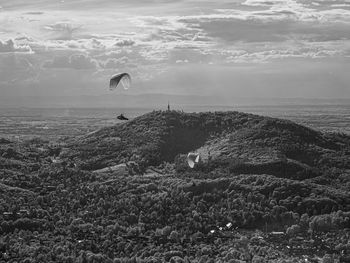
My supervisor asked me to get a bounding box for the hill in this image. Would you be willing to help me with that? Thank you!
[64,110,349,186]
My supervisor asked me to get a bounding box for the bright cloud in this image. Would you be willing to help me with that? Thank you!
[0,39,33,53]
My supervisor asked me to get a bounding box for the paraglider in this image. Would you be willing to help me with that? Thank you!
[109,73,131,91]
[117,113,129,121]
[187,152,200,168]
[109,73,132,121]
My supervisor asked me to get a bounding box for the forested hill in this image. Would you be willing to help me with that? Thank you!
[65,110,349,184]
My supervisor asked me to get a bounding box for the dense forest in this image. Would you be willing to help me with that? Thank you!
[0,110,349,262]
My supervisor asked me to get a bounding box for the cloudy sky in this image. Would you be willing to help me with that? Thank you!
[1,0,350,106]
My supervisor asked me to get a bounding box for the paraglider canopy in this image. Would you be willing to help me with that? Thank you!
[117,114,129,121]
[187,152,200,168]
[110,73,131,91]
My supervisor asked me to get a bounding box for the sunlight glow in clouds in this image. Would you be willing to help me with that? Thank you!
[0,0,350,102]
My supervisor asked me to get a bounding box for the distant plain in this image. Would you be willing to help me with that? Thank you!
[1,104,349,140]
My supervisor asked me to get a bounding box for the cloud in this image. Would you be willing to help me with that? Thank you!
[193,18,289,43]
[44,22,82,40]
[228,0,350,23]
[101,56,129,68]
[242,0,300,8]
[168,47,212,64]
[0,39,33,53]
[45,22,81,32]
[188,16,350,44]
[15,35,36,42]
[175,59,189,63]
[43,54,97,69]
[24,11,44,15]
[114,39,135,47]
[224,47,342,63]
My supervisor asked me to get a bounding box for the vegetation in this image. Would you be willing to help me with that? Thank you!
[0,110,349,262]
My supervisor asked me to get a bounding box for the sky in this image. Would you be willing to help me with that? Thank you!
[0,0,350,106]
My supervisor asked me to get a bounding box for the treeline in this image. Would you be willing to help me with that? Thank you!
[1,165,350,262]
